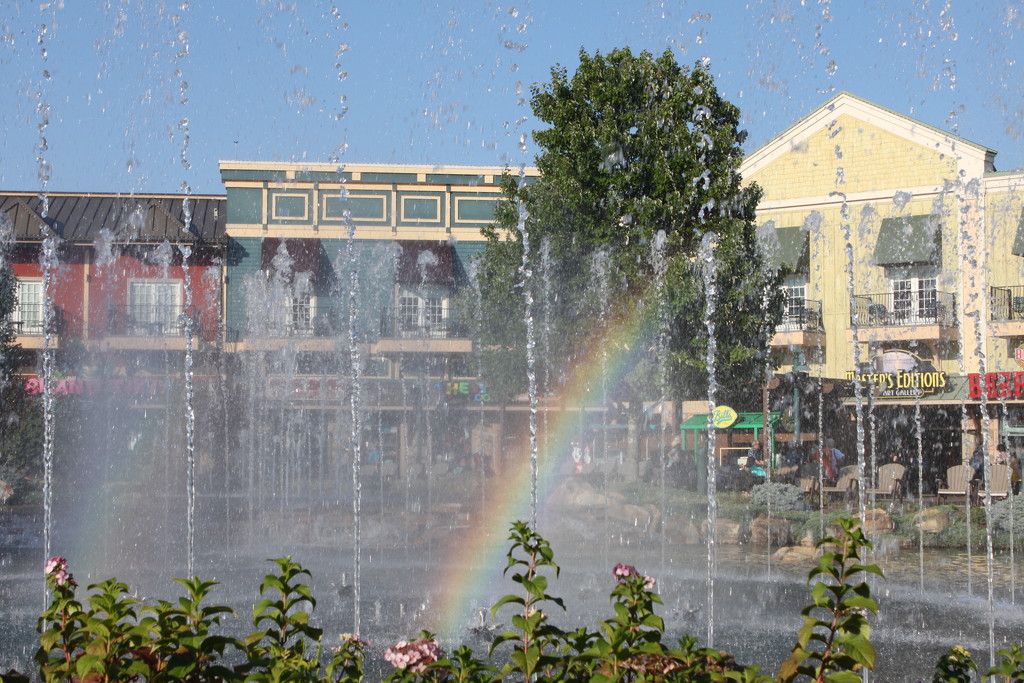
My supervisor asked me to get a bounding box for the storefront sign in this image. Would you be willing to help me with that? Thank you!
[711,405,738,428]
[266,376,349,401]
[1015,346,1024,370]
[845,349,947,399]
[968,372,1024,399]
[23,375,167,398]
[444,381,490,403]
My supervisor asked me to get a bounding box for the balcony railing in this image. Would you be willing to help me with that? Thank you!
[775,298,823,333]
[395,318,454,340]
[990,285,1024,321]
[227,308,467,342]
[11,302,44,335]
[852,291,956,327]
[11,304,83,337]
[98,304,189,337]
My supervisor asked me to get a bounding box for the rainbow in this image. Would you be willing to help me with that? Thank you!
[434,300,654,641]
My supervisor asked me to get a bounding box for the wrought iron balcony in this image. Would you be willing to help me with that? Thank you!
[990,285,1024,321]
[775,298,823,333]
[91,304,218,341]
[11,304,82,337]
[100,304,187,336]
[381,314,459,340]
[852,291,956,327]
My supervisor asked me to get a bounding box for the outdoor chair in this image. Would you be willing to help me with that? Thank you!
[980,464,1012,501]
[867,463,906,503]
[773,464,799,484]
[821,465,860,504]
[799,476,819,502]
[936,465,973,504]
[867,303,888,325]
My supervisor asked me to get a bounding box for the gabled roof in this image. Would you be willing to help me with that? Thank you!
[741,92,996,180]
[0,192,226,243]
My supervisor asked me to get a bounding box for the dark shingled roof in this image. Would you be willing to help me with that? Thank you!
[0,192,226,243]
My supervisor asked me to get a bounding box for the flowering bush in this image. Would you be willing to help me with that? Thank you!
[9,519,1024,681]
[383,638,442,673]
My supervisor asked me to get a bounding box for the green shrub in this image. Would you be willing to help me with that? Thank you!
[8,518,1021,682]
[988,496,1024,536]
[748,481,806,512]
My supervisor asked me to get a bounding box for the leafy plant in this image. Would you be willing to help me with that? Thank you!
[581,564,771,682]
[931,646,977,683]
[779,517,882,682]
[15,518,989,683]
[239,557,328,682]
[988,643,1024,682]
[138,577,238,682]
[35,557,88,682]
[490,520,570,680]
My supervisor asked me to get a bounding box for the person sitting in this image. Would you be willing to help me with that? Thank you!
[970,445,986,483]
[970,445,986,505]
[744,440,767,479]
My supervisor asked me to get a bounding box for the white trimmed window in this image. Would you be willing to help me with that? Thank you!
[14,279,43,334]
[283,291,316,336]
[782,284,806,327]
[397,286,450,338]
[889,269,938,324]
[129,280,183,335]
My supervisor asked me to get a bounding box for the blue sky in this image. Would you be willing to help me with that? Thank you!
[2,1,1022,195]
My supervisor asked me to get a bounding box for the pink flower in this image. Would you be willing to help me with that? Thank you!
[612,563,656,590]
[384,638,442,673]
[45,557,76,587]
[613,563,637,579]
[45,556,66,575]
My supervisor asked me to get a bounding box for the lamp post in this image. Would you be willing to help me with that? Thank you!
[792,348,811,448]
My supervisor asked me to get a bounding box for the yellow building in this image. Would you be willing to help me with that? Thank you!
[743,92,1024,478]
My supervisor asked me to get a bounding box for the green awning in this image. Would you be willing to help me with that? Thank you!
[874,214,941,265]
[679,411,780,431]
[775,226,810,272]
[1012,208,1024,257]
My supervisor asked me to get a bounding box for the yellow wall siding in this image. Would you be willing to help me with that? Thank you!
[749,115,959,202]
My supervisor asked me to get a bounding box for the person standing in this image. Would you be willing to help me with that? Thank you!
[825,438,845,476]
[1010,449,1022,496]
[810,441,836,481]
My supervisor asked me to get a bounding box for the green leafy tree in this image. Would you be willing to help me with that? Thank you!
[0,227,42,498]
[470,47,782,422]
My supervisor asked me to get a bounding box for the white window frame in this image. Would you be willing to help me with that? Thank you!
[282,291,317,336]
[129,279,183,336]
[777,276,810,331]
[888,267,938,325]
[397,286,450,338]
[14,279,44,335]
